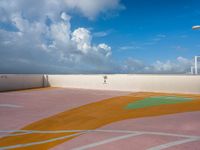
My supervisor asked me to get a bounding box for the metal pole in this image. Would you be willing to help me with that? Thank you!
[192,26,200,75]
[194,56,199,75]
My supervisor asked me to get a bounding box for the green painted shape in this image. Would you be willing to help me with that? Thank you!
[125,96,193,110]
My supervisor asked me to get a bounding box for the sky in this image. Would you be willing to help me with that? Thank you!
[0,0,200,74]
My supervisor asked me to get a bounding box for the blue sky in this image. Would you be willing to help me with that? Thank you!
[0,0,200,74]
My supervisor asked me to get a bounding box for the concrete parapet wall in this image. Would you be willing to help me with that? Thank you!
[0,74,200,94]
[48,74,200,94]
[0,74,47,92]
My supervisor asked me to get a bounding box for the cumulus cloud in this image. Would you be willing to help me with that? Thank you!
[0,0,194,74]
[50,21,71,44]
[150,57,192,73]
[122,58,145,73]
[122,57,193,74]
[60,12,71,21]
[97,43,112,57]
[0,0,124,21]
[0,0,121,73]
[64,0,124,20]
[72,28,92,54]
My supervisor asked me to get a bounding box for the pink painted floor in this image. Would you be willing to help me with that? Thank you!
[53,111,200,150]
[1,88,200,150]
[0,88,129,137]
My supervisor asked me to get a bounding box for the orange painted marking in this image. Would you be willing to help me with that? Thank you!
[0,92,200,149]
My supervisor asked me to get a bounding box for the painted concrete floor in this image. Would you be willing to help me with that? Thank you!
[0,88,200,150]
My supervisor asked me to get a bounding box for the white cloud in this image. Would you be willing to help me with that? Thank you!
[0,0,194,74]
[71,28,112,57]
[93,31,110,37]
[122,58,145,73]
[64,0,124,20]
[61,12,71,21]
[120,46,142,50]
[0,0,117,73]
[50,22,71,43]
[97,43,112,57]
[149,57,192,73]
[72,28,92,54]
[122,57,192,74]
[0,0,124,22]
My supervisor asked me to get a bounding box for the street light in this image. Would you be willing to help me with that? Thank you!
[192,25,200,30]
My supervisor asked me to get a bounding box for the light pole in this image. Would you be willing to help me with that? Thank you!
[192,25,200,75]
[194,56,200,75]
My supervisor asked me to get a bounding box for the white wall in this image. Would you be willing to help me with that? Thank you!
[49,74,200,94]
[1,74,200,94]
[0,74,46,92]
